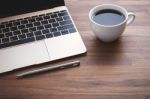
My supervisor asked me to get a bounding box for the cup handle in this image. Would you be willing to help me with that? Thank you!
[127,12,135,25]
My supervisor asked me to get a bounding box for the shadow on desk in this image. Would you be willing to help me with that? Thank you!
[86,36,132,66]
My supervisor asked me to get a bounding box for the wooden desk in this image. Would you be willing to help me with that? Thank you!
[0,0,150,99]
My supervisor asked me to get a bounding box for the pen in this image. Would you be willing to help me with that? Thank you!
[16,60,80,78]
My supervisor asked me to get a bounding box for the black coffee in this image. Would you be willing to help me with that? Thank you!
[93,9,125,25]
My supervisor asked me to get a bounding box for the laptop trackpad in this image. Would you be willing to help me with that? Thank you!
[0,41,50,73]
[45,33,86,61]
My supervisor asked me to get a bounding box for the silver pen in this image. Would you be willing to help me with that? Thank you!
[16,60,80,78]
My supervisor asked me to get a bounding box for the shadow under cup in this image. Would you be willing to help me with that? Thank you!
[89,4,135,42]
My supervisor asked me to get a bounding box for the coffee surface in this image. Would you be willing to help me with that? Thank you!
[93,9,125,26]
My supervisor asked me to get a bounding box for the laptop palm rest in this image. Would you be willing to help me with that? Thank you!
[0,41,50,73]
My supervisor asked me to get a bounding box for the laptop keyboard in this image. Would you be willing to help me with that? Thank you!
[0,10,77,49]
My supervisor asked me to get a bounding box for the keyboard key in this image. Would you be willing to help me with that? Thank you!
[43,16,50,20]
[18,34,26,39]
[28,18,36,23]
[53,31,61,37]
[21,37,35,44]
[56,17,63,21]
[63,16,70,20]
[5,32,13,37]
[34,31,42,36]
[59,20,72,26]
[36,17,43,21]
[11,26,18,31]
[58,11,68,16]
[51,14,58,18]
[2,28,10,33]
[62,11,68,16]
[66,24,74,29]
[34,22,41,26]
[44,24,52,29]
[41,20,48,25]
[36,35,45,40]
[61,30,69,35]
[52,22,59,27]
[18,25,26,30]
[48,19,56,23]
[21,29,29,34]
[57,25,68,30]
[29,27,36,32]
[26,23,33,28]
[10,36,18,41]
[58,13,64,17]
[2,38,9,43]
[26,32,34,37]
[69,28,76,33]
[58,24,74,31]
[42,29,50,34]
[46,33,53,38]
[21,20,28,24]
[13,30,21,35]
[14,21,20,26]
[0,34,4,38]
[50,28,57,32]
[37,26,44,30]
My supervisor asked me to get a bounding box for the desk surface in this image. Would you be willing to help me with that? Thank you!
[0,0,150,99]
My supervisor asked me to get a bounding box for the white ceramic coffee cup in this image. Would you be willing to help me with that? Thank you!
[89,4,135,42]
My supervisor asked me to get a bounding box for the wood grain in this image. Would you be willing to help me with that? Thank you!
[0,0,150,99]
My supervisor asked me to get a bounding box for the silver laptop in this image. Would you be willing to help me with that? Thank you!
[0,0,86,73]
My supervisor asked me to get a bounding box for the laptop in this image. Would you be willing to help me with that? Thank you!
[0,0,86,73]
